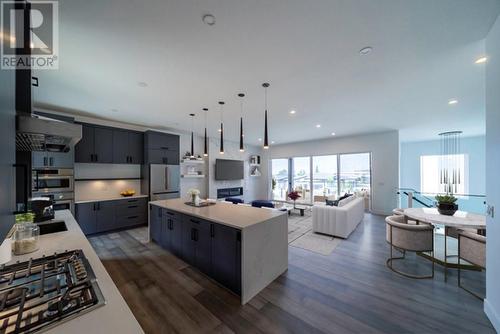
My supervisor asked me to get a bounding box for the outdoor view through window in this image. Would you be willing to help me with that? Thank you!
[272,153,371,203]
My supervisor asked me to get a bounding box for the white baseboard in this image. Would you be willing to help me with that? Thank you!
[485,298,500,332]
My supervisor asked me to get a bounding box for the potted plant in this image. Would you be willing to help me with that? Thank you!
[287,191,301,208]
[187,188,201,206]
[435,194,458,216]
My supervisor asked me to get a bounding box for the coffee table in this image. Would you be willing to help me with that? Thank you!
[288,205,307,216]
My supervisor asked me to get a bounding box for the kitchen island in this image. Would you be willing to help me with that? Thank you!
[6,210,144,334]
[149,199,288,304]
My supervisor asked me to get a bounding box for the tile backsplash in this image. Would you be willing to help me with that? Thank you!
[75,179,142,201]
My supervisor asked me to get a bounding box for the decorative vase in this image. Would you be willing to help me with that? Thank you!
[437,203,458,216]
[192,194,200,206]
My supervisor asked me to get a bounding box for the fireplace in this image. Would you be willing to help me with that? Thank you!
[217,187,243,199]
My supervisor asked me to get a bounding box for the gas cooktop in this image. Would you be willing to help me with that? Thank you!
[0,249,105,333]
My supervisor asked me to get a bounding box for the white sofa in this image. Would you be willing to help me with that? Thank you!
[312,196,365,238]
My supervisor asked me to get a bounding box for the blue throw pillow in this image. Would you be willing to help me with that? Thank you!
[325,199,339,207]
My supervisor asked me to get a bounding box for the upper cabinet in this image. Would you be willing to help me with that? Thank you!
[144,131,180,165]
[112,129,144,164]
[75,124,112,163]
[75,123,144,164]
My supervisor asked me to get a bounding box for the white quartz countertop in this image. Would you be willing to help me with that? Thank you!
[150,198,286,230]
[7,210,144,334]
[75,194,148,204]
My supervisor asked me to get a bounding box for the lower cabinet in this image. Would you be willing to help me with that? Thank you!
[149,205,241,295]
[76,198,148,235]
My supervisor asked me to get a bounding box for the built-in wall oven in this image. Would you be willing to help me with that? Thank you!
[32,168,75,213]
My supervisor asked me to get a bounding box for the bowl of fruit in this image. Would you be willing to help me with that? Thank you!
[120,189,136,197]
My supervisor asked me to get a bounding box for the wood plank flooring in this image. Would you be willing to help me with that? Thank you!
[88,213,494,334]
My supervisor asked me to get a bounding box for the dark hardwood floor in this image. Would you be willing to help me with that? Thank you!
[88,214,494,334]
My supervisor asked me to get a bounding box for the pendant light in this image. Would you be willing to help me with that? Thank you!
[262,83,270,149]
[439,131,462,194]
[238,93,245,152]
[189,113,195,158]
[219,101,225,154]
[203,108,208,157]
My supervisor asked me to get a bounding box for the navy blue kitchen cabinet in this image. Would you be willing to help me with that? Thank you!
[0,67,16,240]
[150,204,162,243]
[112,129,144,164]
[32,149,74,168]
[75,202,97,234]
[211,223,241,294]
[75,123,95,163]
[144,131,180,165]
[182,215,212,275]
[75,123,113,163]
[161,210,183,257]
[76,198,147,235]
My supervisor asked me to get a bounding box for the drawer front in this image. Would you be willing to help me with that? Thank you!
[116,213,147,228]
[164,209,180,221]
[116,199,147,217]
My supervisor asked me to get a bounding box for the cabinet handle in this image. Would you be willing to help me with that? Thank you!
[160,146,169,150]
[128,205,138,209]
[127,215,139,219]
[128,199,138,203]
[237,231,241,242]
[191,228,195,241]
[43,157,48,166]
[195,229,199,241]
[95,154,98,162]
[190,219,200,224]
[49,157,54,166]
[166,211,174,216]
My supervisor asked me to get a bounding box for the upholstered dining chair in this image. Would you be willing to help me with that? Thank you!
[385,215,435,279]
[458,230,486,299]
[391,208,420,225]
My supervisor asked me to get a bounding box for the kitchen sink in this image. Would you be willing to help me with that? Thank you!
[37,220,68,235]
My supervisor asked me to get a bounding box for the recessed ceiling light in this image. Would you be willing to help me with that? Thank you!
[137,82,148,87]
[475,56,488,64]
[258,138,262,141]
[289,110,296,114]
[448,99,458,105]
[359,46,373,55]
[202,14,216,26]
[316,124,321,128]
[331,132,336,136]
[218,128,222,132]
[271,141,275,144]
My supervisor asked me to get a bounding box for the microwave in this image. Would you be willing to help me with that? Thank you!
[32,168,74,193]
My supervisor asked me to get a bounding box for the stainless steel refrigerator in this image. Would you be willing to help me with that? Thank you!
[149,164,180,201]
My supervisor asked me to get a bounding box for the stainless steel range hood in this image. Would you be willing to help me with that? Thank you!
[16,114,82,152]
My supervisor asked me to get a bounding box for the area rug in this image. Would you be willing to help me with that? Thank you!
[287,210,342,256]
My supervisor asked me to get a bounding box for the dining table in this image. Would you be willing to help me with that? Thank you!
[403,207,486,280]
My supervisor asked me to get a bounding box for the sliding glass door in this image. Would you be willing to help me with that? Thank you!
[292,157,311,203]
[313,155,338,199]
[339,153,371,195]
[270,152,371,204]
[271,159,289,201]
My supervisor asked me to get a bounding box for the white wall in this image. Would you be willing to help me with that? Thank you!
[485,13,500,332]
[261,131,399,215]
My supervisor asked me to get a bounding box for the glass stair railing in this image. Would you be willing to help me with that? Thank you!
[397,188,486,215]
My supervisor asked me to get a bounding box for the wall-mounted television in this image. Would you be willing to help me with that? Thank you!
[215,159,244,180]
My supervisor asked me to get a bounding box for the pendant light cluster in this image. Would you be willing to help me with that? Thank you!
[439,131,463,194]
[191,82,271,157]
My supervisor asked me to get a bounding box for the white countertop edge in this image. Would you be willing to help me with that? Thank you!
[75,194,149,204]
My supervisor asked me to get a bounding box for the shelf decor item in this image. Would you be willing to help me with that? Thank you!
[238,93,245,152]
[435,194,458,216]
[189,113,195,158]
[439,131,463,194]
[187,188,201,206]
[262,83,270,149]
[287,191,301,208]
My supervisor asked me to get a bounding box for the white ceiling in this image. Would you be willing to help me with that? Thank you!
[33,0,500,144]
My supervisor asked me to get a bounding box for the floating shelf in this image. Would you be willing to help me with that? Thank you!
[181,159,205,164]
[181,174,205,178]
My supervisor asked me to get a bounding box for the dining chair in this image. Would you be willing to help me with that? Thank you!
[386,215,435,279]
[392,208,421,225]
[458,230,486,299]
